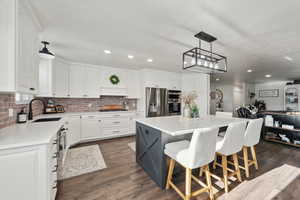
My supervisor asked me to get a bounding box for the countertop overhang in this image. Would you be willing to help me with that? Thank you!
[136,115,249,136]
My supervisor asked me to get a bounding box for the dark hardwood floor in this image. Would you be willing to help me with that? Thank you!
[57,136,300,200]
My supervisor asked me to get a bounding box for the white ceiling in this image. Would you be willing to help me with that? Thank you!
[29,0,300,84]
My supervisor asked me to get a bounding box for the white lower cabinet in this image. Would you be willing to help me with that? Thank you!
[80,112,138,142]
[65,115,81,147]
[81,115,103,140]
[0,134,58,200]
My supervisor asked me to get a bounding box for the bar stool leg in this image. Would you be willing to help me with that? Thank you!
[213,154,217,169]
[222,155,229,193]
[166,159,175,189]
[243,146,250,178]
[250,146,258,170]
[185,168,192,200]
[233,153,242,182]
[205,165,214,200]
[199,166,204,177]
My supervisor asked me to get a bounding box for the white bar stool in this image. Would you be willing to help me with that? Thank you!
[212,121,247,193]
[164,127,219,200]
[240,118,263,177]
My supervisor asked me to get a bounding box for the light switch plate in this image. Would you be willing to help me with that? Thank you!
[8,108,14,117]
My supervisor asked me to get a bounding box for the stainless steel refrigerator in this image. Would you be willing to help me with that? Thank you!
[146,87,168,117]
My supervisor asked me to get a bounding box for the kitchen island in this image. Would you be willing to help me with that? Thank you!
[135,115,248,189]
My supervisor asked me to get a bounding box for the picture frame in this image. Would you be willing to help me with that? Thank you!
[259,89,279,97]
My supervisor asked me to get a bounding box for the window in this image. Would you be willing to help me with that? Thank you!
[15,93,34,104]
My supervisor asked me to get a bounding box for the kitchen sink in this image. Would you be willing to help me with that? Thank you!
[32,117,62,123]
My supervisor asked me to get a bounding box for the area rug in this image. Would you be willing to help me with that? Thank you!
[58,145,107,180]
[128,142,136,152]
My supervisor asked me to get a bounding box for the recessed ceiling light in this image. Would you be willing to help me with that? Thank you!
[147,58,153,62]
[265,74,272,78]
[247,69,253,73]
[104,50,111,54]
[284,56,293,62]
[128,55,134,59]
[216,78,220,81]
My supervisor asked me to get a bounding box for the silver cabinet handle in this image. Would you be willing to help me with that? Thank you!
[98,120,101,122]
[52,139,58,145]
[113,115,121,117]
[52,152,58,159]
[52,181,58,189]
[52,165,58,173]
[113,121,120,124]
[113,131,120,133]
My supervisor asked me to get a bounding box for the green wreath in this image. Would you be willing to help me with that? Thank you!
[109,74,120,85]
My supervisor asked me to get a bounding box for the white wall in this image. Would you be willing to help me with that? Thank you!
[181,73,210,116]
[211,82,254,114]
[254,81,287,110]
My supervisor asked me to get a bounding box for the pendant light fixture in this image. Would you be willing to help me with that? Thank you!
[182,31,227,73]
[39,41,55,60]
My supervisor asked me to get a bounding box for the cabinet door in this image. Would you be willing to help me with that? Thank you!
[85,67,101,98]
[66,116,81,147]
[53,59,70,97]
[81,115,102,140]
[126,70,141,99]
[168,73,182,90]
[0,148,42,200]
[69,64,86,97]
[16,1,39,94]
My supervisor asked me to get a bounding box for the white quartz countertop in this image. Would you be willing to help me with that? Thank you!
[0,110,140,150]
[135,115,249,136]
[0,118,66,150]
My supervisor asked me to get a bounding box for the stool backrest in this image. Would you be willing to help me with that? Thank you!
[244,118,263,146]
[216,112,233,118]
[218,121,247,155]
[188,127,218,169]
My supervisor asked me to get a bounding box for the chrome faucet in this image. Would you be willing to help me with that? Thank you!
[28,98,45,120]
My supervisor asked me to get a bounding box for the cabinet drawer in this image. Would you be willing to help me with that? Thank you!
[102,128,129,137]
[101,112,135,119]
[101,118,129,128]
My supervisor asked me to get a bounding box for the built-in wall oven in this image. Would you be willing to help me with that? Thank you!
[168,90,181,115]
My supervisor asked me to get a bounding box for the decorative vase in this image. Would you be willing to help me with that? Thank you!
[183,105,191,118]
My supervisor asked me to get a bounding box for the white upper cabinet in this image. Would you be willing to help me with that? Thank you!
[168,73,182,90]
[126,70,141,99]
[0,0,41,94]
[69,64,102,98]
[38,58,70,97]
[69,64,86,98]
[85,66,102,98]
[142,69,181,90]
[53,59,70,97]
[16,0,40,94]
